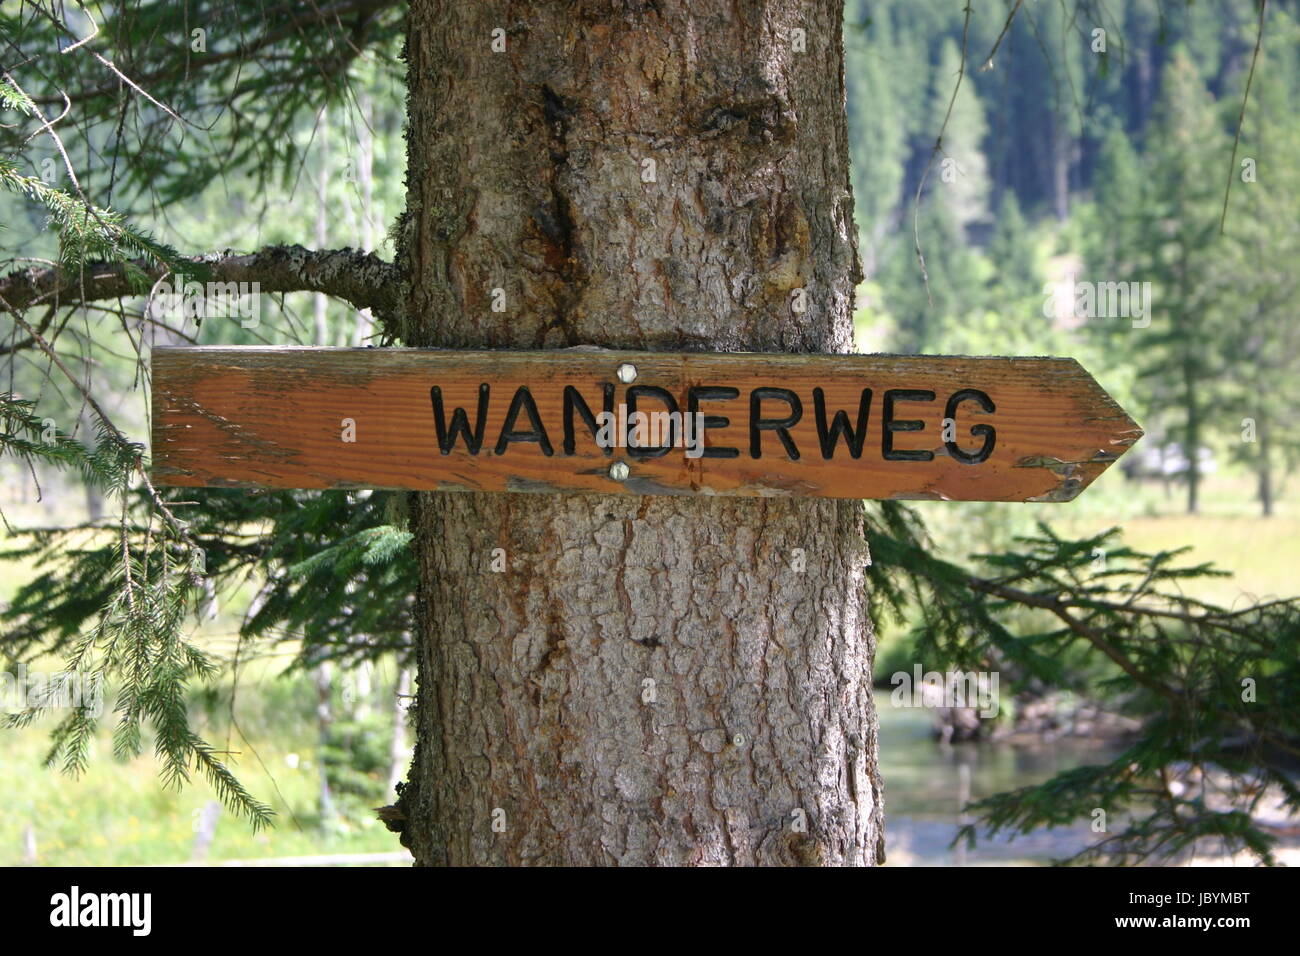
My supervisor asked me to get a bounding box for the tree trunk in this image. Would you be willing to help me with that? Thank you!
[1050,113,1070,222]
[1182,355,1200,515]
[1257,413,1273,518]
[397,0,882,866]
[314,662,337,824]
[387,666,413,795]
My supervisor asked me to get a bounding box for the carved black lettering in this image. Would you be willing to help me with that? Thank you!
[626,385,679,460]
[882,389,935,462]
[687,386,740,459]
[813,387,872,459]
[494,385,553,456]
[750,387,802,460]
[943,388,996,464]
[431,383,490,455]
[563,383,615,456]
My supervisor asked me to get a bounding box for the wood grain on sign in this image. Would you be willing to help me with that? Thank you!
[150,347,1142,501]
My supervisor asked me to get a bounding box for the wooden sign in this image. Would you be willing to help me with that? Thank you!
[150,347,1141,502]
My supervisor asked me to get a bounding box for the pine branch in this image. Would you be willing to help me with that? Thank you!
[866,502,1300,865]
[964,575,1183,705]
[21,0,404,109]
[0,244,404,325]
[1,0,405,204]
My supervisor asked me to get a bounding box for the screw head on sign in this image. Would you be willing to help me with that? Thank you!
[616,363,637,384]
[609,461,630,481]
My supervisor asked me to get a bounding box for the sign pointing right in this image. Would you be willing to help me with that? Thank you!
[151,347,1143,502]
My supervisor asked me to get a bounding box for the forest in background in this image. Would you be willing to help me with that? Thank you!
[847,0,1300,518]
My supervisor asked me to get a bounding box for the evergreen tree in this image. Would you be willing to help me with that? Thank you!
[926,38,991,232]
[844,1,907,274]
[877,195,985,354]
[986,192,1039,305]
[1216,14,1300,515]
[1084,49,1233,513]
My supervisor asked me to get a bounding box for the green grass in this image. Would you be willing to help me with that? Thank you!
[906,470,1297,601]
[0,652,406,866]
[0,723,395,868]
[1049,472,1300,606]
[0,717,401,866]
[1097,514,1300,606]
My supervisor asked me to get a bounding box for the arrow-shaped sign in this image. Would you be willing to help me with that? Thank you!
[150,347,1141,502]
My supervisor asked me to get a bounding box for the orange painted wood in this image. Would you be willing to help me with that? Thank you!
[150,346,1141,501]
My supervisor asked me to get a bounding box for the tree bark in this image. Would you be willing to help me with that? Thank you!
[397,0,882,866]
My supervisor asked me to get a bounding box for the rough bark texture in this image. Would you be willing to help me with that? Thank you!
[397,0,883,865]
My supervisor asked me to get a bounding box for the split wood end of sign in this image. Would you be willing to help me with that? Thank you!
[150,346,1143,503]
